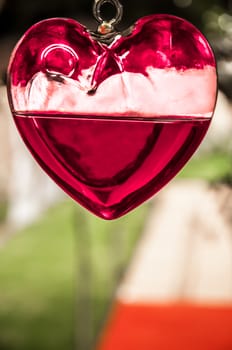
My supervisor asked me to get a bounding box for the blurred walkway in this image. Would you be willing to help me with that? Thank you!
[97,180,232,350]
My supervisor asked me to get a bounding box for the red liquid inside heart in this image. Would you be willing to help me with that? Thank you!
[13,113,210,219]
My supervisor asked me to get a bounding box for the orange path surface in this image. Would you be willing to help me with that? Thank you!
[97,302,232,350]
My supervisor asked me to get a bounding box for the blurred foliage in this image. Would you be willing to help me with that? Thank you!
[178,151,232,181]
[0,200,7,223]
[0,0,231,35]
[0,200,148,350]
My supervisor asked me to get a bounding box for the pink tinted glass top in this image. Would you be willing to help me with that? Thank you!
[8,15,217,117]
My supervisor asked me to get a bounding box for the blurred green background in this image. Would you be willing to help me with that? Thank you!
[0,0,232,350]
[0,200,148,350]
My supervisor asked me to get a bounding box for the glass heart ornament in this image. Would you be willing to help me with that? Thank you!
[7,0,217,220]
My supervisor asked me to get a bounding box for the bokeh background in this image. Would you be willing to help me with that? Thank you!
[0,0,232,350]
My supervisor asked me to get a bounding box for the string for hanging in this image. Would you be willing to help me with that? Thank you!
[93,0,123,34]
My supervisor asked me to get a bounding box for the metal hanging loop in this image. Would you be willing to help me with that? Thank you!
[93,0,123,34]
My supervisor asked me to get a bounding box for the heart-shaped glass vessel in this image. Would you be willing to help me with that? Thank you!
[7,11,217,219]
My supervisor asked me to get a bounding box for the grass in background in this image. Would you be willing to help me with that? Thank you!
[0,200,148,350]
[178,152,232,181]
[0,151,230,350]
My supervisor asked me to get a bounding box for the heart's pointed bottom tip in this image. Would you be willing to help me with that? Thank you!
[91,208,125,221]
[96,212,120,221]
